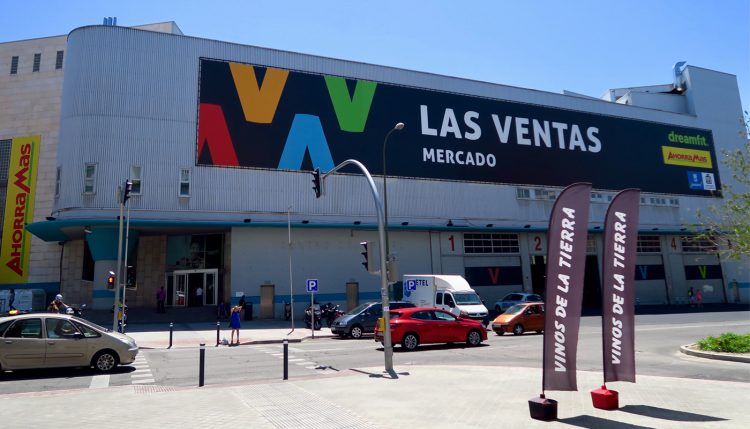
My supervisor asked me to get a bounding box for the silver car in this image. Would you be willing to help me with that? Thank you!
[0,313,138,373]
[493,293,543,313]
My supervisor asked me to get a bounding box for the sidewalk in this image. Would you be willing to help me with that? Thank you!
[2,312,748,427]
[125,320,333,349]
[1,364,747,428]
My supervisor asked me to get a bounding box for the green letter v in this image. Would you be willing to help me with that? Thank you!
[324,76,377,133]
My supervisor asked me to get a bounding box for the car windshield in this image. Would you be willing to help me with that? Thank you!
[453,292,483,305]
[72,317,110,333]
[349,303,373,315]
[504,304,526,315]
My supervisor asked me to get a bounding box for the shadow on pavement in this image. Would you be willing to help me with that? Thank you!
[350,368,410,379]
[558,415,652,429]
[619,405,728,422]
[0,365,134,381]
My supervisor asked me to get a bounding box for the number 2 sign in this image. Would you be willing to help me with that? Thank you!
[530,234,546,254]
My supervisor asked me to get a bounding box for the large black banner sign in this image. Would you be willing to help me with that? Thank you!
[542,183,591,392]
[197,58,721,197]
[601,189,640,383]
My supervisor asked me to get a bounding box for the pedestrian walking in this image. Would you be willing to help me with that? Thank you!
[217,301,229,319]
[695,288,703,309]
[230,304,242,345]
[688,286,695,307]
[238,294,246,319]
[156,286,166,313]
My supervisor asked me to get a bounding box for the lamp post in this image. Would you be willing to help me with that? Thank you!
[382,122,404,284]
[318,159,396,374]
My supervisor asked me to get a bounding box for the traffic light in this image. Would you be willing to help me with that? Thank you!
[311,168,321,198]
[122,180,133,204]
[106,271,116,289]
[360,241,374,273]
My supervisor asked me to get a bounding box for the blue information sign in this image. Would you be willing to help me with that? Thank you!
[306,279,319,293]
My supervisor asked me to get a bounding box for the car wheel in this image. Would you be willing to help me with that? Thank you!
[350,325,364,339]
[513,324,525,336]
[495,331,504,336]
[467,329,482,346]
[92,350,119,373]
[402,333,419,351]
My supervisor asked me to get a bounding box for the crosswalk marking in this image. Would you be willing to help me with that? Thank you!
[129,355,154,385]
[89,374,110,389]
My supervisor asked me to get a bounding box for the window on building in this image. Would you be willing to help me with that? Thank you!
[55,50,64,69]
[32,53,40,72]
[586,236,597,253]
[179,168,190,197]
[10,56,18,75]
[55,166,61,198]
[464,233,519,254]
[680,236,718,253]
[637,235,662,253]
[130,165,142,195]
[516,187,530,199]
[84,163,96,194]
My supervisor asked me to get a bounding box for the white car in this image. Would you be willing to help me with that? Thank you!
[493,293,543,313]
[0,313,138,373]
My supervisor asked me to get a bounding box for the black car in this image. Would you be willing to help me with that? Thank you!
[331,301,415,339]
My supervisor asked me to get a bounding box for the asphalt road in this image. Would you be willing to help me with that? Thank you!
[1,311,747,395]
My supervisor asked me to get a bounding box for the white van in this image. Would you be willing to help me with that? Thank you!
[402,275,488,322]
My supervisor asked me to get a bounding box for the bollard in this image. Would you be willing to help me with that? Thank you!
[216,320,220,347]
[199,343,205,387]
[283,338,289,380]
[168,322,173,349]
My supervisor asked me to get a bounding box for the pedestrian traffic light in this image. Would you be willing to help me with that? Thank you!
[360,241,374,273]
[106,271,116,289]
[311,168,321,198]
[122,180,133,204]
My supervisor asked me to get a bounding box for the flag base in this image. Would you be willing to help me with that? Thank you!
[590,385,619,410]
[529,395,558,421]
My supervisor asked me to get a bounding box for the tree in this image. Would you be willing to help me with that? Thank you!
[696,111,750,261]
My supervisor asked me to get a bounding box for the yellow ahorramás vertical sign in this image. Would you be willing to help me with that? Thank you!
[0,136,40,283]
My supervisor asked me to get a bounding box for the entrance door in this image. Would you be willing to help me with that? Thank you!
[346,282,359,311]
[260,284,274,319]
[172,269,219,307]
[530,256,546,296]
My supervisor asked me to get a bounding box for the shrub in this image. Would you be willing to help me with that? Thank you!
[696,332,750,353]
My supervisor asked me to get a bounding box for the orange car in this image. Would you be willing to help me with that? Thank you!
[491,302,544,335]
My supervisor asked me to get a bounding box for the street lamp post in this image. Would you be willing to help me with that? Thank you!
[318,159,396,374]
[382,122,404,284]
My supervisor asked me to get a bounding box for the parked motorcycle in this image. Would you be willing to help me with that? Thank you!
[304,304,322,330]
[321,302,344,328]
[65,303,87,318]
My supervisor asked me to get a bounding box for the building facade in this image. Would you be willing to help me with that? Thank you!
[2,23,747,316]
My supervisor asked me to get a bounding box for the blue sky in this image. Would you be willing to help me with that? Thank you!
[1,1,748,112]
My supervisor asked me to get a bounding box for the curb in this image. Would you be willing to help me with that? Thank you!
[680,344,750,363]
[136,334,335,349]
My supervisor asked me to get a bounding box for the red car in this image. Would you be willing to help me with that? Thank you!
[374,307,488,351]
